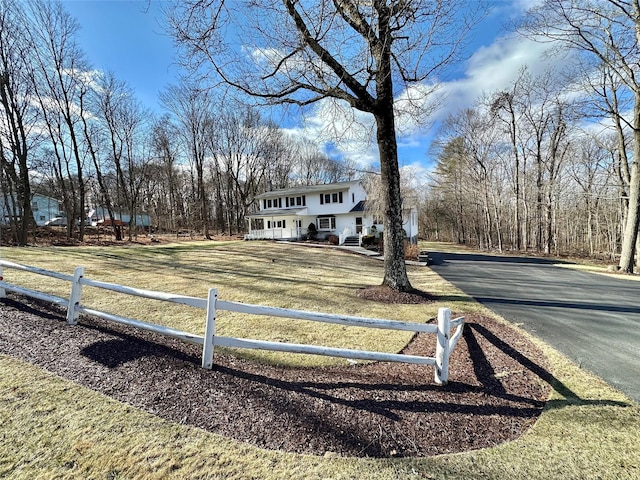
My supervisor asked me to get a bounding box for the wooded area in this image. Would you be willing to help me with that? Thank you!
[424,0,640,272]
[0,1,358,245]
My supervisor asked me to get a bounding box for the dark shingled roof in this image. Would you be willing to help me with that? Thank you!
[350,200,366,212]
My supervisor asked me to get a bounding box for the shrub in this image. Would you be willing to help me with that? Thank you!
[404,242,419,260]
[307,223,318,240]
[327,235,339,245]
[361,234,376,247]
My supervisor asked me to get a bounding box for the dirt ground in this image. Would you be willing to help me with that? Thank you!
[0,225,244,247]
[0,293,551,458]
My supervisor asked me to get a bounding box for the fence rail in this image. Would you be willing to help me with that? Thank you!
[0,259,464,384]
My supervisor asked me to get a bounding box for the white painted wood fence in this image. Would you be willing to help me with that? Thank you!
[0,260,464,384]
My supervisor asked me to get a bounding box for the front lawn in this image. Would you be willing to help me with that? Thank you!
[0,240,638,479]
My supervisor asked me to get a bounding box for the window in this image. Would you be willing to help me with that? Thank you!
[267,199,273,208]
[321,192,343,205]
[317,217,336,230]
[276,220,286,228]
[267,220,271,228]
[287,196,305,207]
[295,219,302,228]
[39,215,45,221]
[31,202,39,212]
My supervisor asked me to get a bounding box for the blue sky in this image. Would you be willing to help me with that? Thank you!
[63,1,179,108]
[62,1,554,177]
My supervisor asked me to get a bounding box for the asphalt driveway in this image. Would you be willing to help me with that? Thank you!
[429,251,640,403]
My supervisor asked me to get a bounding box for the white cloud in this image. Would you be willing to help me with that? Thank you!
[435,36,556,119]
[290,98,379,167]
[400,162,432,190]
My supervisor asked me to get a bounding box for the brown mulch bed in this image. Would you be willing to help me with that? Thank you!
[357,285,436,304]
[0,294,551,458]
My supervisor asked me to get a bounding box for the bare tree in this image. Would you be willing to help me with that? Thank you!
[209,107,291,234]
[568,134,615,256]
[26,0,90,240]
[520,0,640,271]
[80,71,122,239]
[149,115,185,231]
[516,72,573,254]
[290,137,356,186]
[490,68,528,251]
[161,82,216,239]
[167,0,483,291]
[0,0,41,245]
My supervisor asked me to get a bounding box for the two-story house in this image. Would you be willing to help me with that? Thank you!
[245,180,418,245]
[1,193,64,226]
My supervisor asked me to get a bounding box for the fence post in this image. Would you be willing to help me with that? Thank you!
[435,307,451,385]
[0,263,5,299]
[202,288,217,369]
[66,266,84,325]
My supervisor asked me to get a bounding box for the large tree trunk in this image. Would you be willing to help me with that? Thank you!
[375,105,412,292]
[619,98,640,273]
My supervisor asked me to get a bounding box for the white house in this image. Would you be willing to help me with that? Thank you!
[245,180,419,245]
[92,207,152,228]
[1,193,64,226]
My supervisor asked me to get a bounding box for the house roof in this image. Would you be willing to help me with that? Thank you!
[254,180,361,200]
[350,200,367,212]
[246,207,307,218]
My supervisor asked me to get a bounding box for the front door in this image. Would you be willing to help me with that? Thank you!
[356,217,362,234]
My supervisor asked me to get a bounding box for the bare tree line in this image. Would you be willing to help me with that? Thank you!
[425,0,640,272]
[426,66,630,265]
[0,0,356,246]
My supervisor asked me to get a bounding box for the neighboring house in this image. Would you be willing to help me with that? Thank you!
[92,207,152,228]
[0,193,64,226]
[245,180,418,245]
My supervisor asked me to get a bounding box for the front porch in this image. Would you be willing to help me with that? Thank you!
[244,227,305,241]
[244,225,376,246]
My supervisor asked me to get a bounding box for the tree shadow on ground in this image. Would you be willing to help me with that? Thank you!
[465,322,631,410]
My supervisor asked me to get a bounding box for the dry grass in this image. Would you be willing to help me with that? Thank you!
[0,240,639,479]
[0,241,451,367]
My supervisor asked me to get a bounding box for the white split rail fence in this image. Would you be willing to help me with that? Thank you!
[0,259,465,384]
